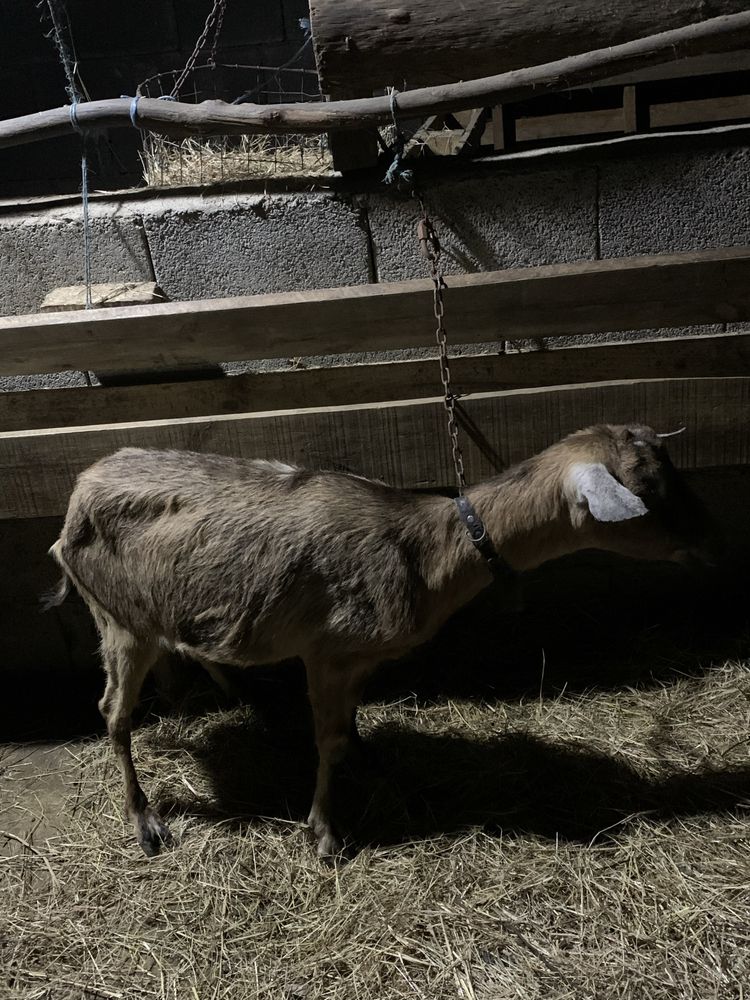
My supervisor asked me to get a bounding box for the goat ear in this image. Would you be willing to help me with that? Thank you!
[568,463,648,523]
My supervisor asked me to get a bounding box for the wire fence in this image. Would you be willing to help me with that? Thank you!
[138,63,333,186]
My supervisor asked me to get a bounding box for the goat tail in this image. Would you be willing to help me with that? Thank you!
[41,540,71,611]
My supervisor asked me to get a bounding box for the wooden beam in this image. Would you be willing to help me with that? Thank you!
[1,13,749,148]
[2,331,750,433]
[2,248,750,377]
[325,87,380,173]
[515,106,623,142]
[650,93,750,128]
[1,377,747,520]
[311,2,749,93]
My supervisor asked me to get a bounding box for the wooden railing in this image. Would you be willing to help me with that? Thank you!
[1,246,749,520]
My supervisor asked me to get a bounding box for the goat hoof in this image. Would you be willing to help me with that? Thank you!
[135,808,173,857]
[316,830,346,863]
[307,810,346,862]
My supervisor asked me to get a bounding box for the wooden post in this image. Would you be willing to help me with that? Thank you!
[491,105,515,152]
[325,87,379,173]
[623,84,650,133]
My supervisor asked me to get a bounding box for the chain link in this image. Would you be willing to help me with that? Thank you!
[170,0,227,98]
[416,196,467,493]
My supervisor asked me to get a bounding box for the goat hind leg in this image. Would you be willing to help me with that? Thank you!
[305,658,374,860]
[99,632,171,856]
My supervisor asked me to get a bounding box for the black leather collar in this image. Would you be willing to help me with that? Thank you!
[454,495,516,583]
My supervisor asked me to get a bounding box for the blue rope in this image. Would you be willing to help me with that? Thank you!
[80,150,92,309]
[68,100,81,133]
[129,94,140,129]
[121,92,177,129]
[384,88,415,191]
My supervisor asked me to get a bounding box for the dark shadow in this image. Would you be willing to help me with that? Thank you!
[4,545,749,741]
[150,711,750,850]
[367,554,750,703]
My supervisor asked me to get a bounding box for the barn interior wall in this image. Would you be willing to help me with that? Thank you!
[2,126,750,693]
[2,129,749,324]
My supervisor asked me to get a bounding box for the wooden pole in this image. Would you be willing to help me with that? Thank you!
[0,13,748,149]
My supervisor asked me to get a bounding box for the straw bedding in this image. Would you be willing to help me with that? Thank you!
[2,578,749,999]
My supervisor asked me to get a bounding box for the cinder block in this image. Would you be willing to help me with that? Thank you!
[537,324,724,351]
[0,203,153,317]
[141,193,372,300]
[0,372,90,392]
[599,146,750,257]
[366,166,598,283]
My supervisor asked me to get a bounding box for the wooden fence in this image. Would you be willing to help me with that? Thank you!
[1,245,749,521]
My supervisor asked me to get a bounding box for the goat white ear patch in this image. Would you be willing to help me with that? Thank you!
[569,463,648,523]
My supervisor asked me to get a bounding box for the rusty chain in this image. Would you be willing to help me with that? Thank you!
[416,196,467,494]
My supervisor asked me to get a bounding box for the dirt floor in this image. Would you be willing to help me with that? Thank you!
[2,557,750,999]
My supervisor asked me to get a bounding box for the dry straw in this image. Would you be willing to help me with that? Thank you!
[141,134,334,187]
[3,646,750,999]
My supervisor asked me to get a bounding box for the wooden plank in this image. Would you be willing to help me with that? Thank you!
[1,377,747,520]
[2,248,750,377]
[3,330,750,432]
[650,93,750,128]
[515,106,623,141]
[623,85,638,133]
[491,106,506,151]
[40,283,165,312]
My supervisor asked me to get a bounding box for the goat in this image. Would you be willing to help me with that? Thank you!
[48,424,713,859]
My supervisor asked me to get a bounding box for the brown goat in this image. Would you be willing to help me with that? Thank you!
[49,424,712,859]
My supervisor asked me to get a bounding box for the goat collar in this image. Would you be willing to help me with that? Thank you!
[454,495,516,583]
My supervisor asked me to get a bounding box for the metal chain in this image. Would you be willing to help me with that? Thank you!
[208,0,227,67]
[170,0,227,98]
[416,195,467,493]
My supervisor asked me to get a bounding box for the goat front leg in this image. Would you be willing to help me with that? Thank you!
[304,656,374,860]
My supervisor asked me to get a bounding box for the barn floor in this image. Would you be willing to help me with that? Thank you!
[3,559,750,1000]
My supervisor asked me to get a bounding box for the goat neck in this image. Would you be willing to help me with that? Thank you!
[466,458,577,573]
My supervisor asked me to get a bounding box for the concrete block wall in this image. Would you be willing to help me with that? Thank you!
[366,166,599,280]
[141,194,373,300]
[598,145,750,256]
[2,130,748,349]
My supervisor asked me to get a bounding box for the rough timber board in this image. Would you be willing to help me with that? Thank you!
[2,331,750,433]
[1,248,750,376]
[40,283,164,312]
[0,378,747,520]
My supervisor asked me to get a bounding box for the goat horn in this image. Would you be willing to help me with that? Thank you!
[656,427,686,438]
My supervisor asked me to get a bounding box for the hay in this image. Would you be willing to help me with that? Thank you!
[141,134,334,187]
[3,656,750,999]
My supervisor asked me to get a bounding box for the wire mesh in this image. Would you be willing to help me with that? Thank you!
[138,63,332,187]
